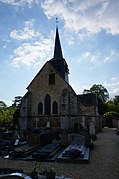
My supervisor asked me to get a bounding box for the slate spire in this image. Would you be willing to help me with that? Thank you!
[50,25,69,83]
[53,27,63,59]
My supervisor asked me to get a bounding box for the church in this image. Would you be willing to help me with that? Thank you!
[19,27,101,144]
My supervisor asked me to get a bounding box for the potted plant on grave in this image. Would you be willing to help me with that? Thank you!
[45,167,56,179]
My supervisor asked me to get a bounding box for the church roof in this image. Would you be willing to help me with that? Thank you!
[77,93,98,106]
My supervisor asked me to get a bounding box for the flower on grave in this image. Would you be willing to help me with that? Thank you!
[67,147,81,157]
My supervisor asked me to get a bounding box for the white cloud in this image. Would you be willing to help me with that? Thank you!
[104,81,119,88]
[2,38,11,49]
[11,33,53,67]
[103,79,119,98]
[0,0,33,7]
[111,89,119,94]
[110,77,118,82]
[104,50,117,63]
[10,19,40,41]
[77,51,97,63]
[41,0,119,38]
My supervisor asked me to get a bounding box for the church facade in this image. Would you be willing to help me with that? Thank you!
[19,27,101,142]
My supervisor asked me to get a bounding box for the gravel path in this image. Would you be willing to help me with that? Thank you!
[0,127,119,179]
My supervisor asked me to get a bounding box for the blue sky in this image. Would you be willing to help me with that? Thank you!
[0,0,119,106]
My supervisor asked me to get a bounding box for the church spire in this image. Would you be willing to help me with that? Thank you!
[50,23,69,83]
[53,27,63,59]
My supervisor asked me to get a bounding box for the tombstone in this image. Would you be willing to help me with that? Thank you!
[89,121,97,140]
[60,129,69,147]
[60,116,69,129]
[40,132,52,146]
[70,133,85,145]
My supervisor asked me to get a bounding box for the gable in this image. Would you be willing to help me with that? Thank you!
[27,62,69,93]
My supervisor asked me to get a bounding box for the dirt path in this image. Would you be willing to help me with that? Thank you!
[0,127,119,179]
[88,127,119,179]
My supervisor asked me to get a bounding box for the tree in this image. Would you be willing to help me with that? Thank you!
[103,111,119,119]
[12,96,22,107]
[83,84,109,103]
[114,96,119,113]
[0,101,7,108]
[0,100,19,125]
[106,99,115,112]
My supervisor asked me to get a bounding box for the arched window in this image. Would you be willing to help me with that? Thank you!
[53,101,58,114]
[45,94,51,115]
[38,102,43,114]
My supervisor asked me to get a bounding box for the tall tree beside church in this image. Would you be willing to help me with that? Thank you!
[83,84,109,115]
[83,84,109,103]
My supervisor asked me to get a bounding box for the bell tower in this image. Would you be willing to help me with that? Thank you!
[50,27,69,83]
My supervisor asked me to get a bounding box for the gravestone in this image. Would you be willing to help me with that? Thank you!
[70,133,85,145]
[89,122,95,136]
[60,129,69,147]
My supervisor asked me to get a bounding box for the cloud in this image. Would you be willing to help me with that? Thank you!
[103,78,119,98]
[77,51,97,63]
[111,89,119,95]
[104,81,119,88]
[0,0,33,7]
[11,33,53,67]
[41,0,119,38]
[103,50,118,63]
[10,19,40,41]
[77,49,118,65]
[2,38,11,49]
[110,77,118,82]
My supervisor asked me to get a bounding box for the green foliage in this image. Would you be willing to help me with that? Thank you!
[113,96,119,113]
[103,111,119,119]
[0,107,16,124]
[83,84,109,115]
[103,96,119,122]
[0,100,19,124]
[83,84,109,103]
[0,97,21,126]
[105,96,119,114]
[0,101,7,108]
[106,100,115,111]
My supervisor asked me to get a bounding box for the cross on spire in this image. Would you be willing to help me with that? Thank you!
[56,17,58,25]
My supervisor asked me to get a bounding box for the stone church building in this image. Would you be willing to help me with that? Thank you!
[19,27,101,143]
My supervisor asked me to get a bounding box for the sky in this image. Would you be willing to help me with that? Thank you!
[0,0,119,106]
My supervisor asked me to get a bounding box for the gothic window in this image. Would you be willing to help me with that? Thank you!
[38,102,43,114]
[49,74,55,85]
[45,94,51,115]
[53,101,58,114]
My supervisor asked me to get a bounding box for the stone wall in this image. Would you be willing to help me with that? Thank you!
[19,62,78,132]
[28,63,69,116]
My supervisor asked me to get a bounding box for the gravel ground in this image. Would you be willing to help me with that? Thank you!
[0,127,119,179]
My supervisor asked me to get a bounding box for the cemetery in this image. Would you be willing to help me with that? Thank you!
[0,126,92,178]
[0,124,92,164]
